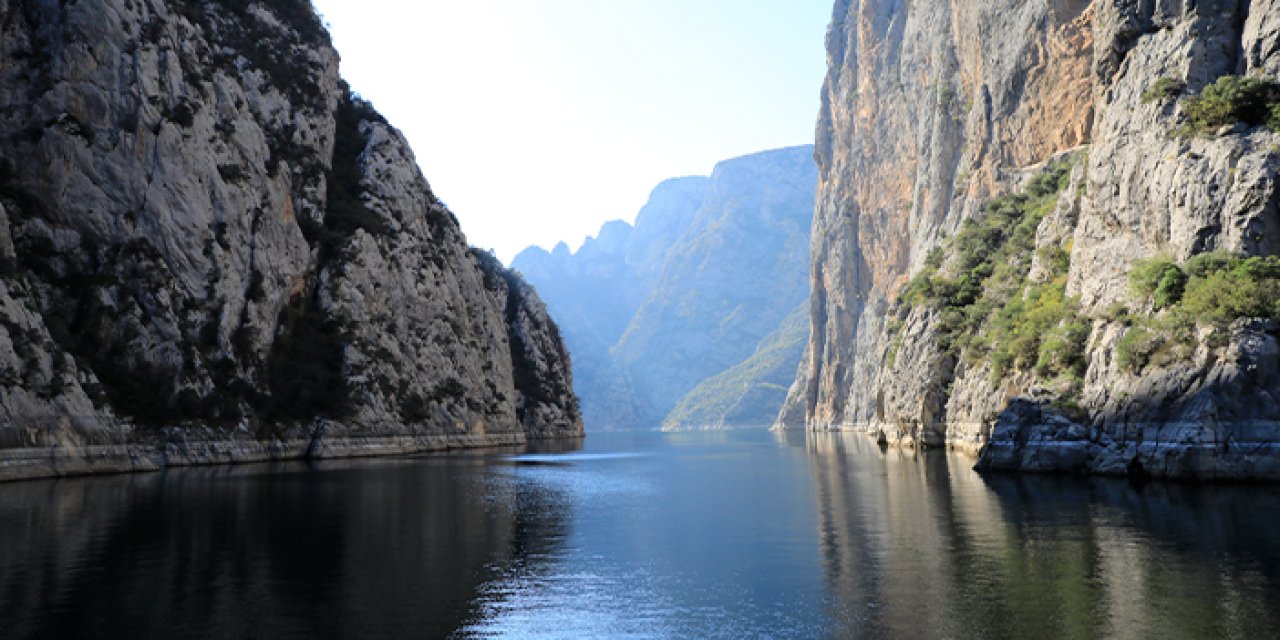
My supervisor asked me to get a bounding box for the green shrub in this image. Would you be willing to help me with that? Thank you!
[1119,252,1280,372]
[1025,161,1073,198]
[1180,256,1280,323]
[886,334,902,368]
[401,393,430,422]
[1153,268,1188,310]
[164,100,196,128]
[1129,256,1176,293]
[1035,319,1090,380]
[898,154,1084,382]
[326,93,387,229]
[1178,75,1280,136]
[1100,302,1131,324]
[902,267,946,306]
[428,378,467,402]
[1116,325,1160,372]
[1142,77,1185,104]
[1232,254,1280,280]
[904,158,1073,313]
[1128,256,1186,309]
[1183,250,1237,278]
[985,274,1080,381]
[923,245,945,269]
[1039,245,1071,275]
[181,0,331,108]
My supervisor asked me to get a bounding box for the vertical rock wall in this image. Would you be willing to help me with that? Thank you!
[782,0,1095,428]
[786,0,1280,479]
[0,0,581,479]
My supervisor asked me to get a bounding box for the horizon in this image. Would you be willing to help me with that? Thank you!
[309,0,830,263]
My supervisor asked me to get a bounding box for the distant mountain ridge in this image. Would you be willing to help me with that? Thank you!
[514,145,816,430]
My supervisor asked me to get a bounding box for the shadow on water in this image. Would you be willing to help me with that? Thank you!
[5,430,1280,639]
[0,449,579,640]
[522,436,587,455]
[805,431,1280,640]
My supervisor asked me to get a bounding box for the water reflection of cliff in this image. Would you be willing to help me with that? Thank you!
[805,431,1280,639]
[0,454,575,639]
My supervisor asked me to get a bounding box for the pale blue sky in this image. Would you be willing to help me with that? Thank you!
[310,1,831,263]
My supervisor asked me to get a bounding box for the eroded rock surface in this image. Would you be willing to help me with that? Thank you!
[785,0,1280,480]
[0,0,581,480]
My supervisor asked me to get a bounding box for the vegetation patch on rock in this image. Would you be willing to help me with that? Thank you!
[1117,251,1280,372]
[899,156,1085,388]
[1142,77,1185,104]
[1175,74,1280,136]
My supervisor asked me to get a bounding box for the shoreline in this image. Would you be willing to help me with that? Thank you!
[0,433,573,484]
[777,425,1280,483]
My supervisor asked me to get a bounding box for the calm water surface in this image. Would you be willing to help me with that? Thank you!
[3,430,1280,639]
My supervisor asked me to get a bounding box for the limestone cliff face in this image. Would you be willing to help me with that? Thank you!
[785,0,1280,480]
[0,0,581,477]
[782,0,1095,428]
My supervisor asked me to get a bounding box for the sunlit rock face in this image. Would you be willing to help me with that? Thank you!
[0,0,581,478]
[514,146,817,430]
[786,0,1280,480]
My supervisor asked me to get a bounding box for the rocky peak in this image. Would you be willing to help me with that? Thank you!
[515,145,816,430]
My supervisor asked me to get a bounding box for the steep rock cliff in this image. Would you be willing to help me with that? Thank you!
[785,0,1280,480]
[515,146,816,430]
[0,0,581,480]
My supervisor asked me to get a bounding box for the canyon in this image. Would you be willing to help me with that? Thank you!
[513,146,816,431]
